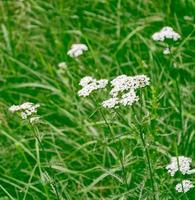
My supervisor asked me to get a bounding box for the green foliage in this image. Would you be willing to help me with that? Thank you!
[0,0,194,199]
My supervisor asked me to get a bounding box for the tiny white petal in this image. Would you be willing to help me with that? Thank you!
[58,62,67,69]
[163,47,171,55]
[184,16,193,21]
[21,112,27,119]
[187,169,195,175]
[30,117,40,124]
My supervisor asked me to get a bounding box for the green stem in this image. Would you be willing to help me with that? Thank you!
[30,123,61,200]
[174,63,189,199]
[138,94,156,200]
[117,110,156,199]
[115,106,156,199]
[175,77,184,150]
[99,109,129,190]
[138,123,156,200]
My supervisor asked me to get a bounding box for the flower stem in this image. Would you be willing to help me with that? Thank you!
[30,123,60,200]
[115,105,156,199]
[138,123,156,200]
[99,109,129,190]
[137,93,156,200]
[175,77,184,150]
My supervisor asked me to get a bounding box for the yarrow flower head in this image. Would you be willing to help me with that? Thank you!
[166,156,195,193]
[78,76,108,97]
[102,97,119,109]
[79,76,94,87]
[110,74,150,97]
[133,75,150,88]
[166,156,192,176]
[184,16,193,21]
[152,26,181,42]
[119,90,139,106]
[58,62,67,69]
[102,74,150,109]
[9,102,40,120]
[163,47,171,55]
[29,116,40,124]
[78,74,150,109]
[67,44,88,58]
[187,169,195,175]
[175,180,194,193]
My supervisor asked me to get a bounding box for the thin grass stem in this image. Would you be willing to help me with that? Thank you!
[30,123,61,200]
[99,108,129,191]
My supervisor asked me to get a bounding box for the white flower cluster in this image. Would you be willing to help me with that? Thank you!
[78,76,108,97]
[102,90,139,109]
[102,74,150,109]
[175,180,194,193]
[163,47,170,55]
[166,156,192,176]
[152,26,181,41]
[9,102,40,120]
[166,156,195,193]
[29,116,40,124]
[102,97,119,109]
[120,90,139,106]
[78,74,150,108]
[184,16,193,21]
[67,44,88,58]
[58,62,67,69]
[188,169,195,174]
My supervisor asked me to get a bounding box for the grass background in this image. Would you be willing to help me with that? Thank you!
[0,0,195,199]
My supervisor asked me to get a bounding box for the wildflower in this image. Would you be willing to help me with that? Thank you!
[175,180,194,193]
[133,75,150,89]
[163,47,171,55]
[30,116,40,124]
[78,76,108,97]
[102,97,119,109]
[67,44,88,57]
[9,102,40,120]
[96,79,109,89]
[152,26,181,41]
[166,156,192,176]
[120,90,139,106]
[102,74,150,109]
[184,16,193,21]
[9,105,21,113]
[187,169,195,175]
[79,76,94,87]
[78,84,96,97]
[110,74,150,97]
[58,62,67,69]
[110,75,133,97]
[79,74,150,108]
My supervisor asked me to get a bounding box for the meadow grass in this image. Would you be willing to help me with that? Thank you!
[0,0,195,199]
